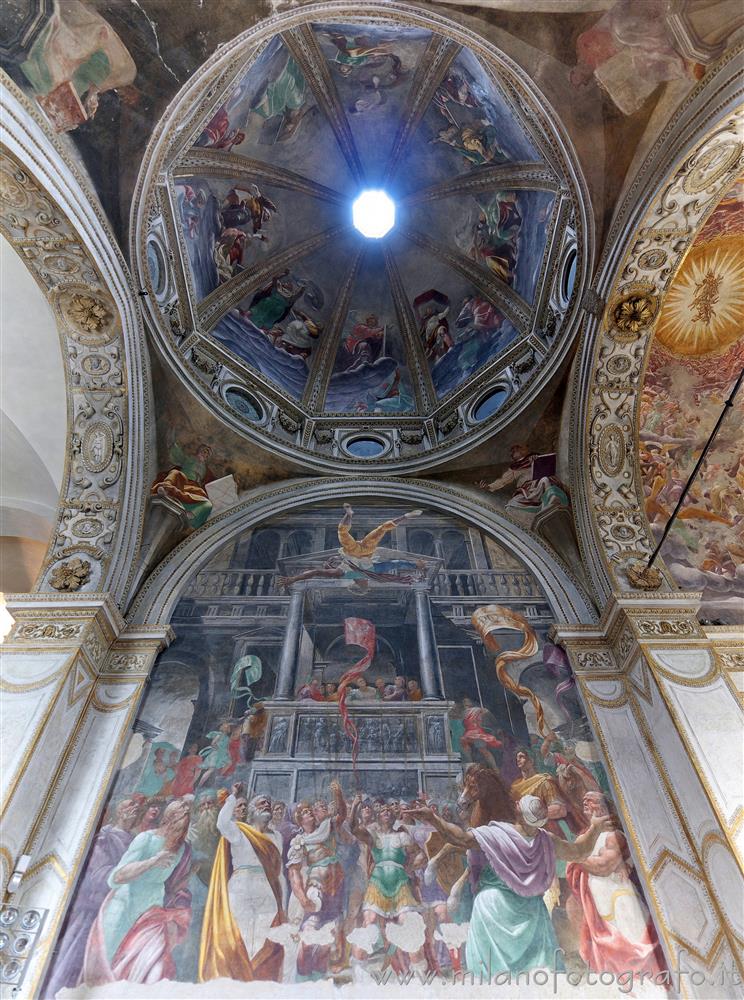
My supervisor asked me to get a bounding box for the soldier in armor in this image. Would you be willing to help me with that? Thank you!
[349,799,428,976]
[286,782,347,978]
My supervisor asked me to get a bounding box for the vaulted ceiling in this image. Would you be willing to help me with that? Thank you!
[137,13,586,470]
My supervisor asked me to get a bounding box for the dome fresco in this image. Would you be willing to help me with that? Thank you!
[137,12,587,472]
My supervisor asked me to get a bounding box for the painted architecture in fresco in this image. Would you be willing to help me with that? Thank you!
[639,176,744,623]
[45,503,665,993]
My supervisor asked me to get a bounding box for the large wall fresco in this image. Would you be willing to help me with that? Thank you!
[639,176,744,623]
[44,502,665,995]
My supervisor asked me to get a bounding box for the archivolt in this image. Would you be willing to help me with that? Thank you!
[127,476,596,627]
[0,78,152,605]
[569,51,744,602]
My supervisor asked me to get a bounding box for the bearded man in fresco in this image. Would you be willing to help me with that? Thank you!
[199,784,286,983]
[83,797,193,985]
[477,444,569,515]
[47,798,142,994]
[151,439,215,529]
[566,792,667,977]
[286,783,347,977]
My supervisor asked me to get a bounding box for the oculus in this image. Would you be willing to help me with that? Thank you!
[352,189,395,239]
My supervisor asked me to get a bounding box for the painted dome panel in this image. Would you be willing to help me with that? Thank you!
[135,6,589,472]
[404,187,556,307]
[312,22,434,182]
[210,235,358,401]
[175,174,348,303]
[394,50,540,198]
[196,36,355,194]
[391,235,519,399]
[325,248,415,414]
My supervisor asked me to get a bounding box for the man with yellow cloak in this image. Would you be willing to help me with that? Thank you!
[199,784,286,982]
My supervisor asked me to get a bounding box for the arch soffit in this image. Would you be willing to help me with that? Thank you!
[569,51,744,602]
[128,477,596,628]
[0,78,151,605]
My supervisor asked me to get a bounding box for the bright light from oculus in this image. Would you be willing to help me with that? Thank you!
[352,189,395,239]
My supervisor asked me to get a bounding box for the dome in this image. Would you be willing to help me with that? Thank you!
[135,5,589,472]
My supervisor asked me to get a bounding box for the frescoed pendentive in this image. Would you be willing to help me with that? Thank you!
[44,502,666,995]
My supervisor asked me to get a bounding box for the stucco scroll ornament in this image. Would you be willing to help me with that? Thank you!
[636,620,695,637]
[575,650,615,672]
[49,558,92,592]
[105,653,149,674]
[719,653,744,669]
[14,622,84,640]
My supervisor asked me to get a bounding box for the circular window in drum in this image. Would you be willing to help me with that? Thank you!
[146,240,167,297]
[225,387,263,422]
[561,248,577,304]
[345,437,387,458]
[473,387,509,422]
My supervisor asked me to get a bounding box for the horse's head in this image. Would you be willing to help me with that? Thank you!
[457,764,488,810]
[458,764,517,826]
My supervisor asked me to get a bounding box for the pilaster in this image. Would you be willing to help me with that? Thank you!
[0,594,173,996]
[555,593,744,997]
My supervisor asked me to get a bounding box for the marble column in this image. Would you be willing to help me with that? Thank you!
[414,585,443,701]
[275,585,305,700]
[0,592,173,997]
[555,593,744,998]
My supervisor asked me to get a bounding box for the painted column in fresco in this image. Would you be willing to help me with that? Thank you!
[556,594,744,996]
[0,594,173,996]
[275,584,305,700]
[414,584,443,700]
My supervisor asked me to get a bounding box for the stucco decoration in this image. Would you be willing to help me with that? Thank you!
[132,1,592,474]
[0,80,151,603]
[569,50,744,604]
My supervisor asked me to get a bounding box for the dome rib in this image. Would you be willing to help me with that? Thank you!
[402,161,561,205]
[383,246,437,412]
[400,226,533,335]
[281,24,366,185]
[383,34,460,184]
[301,247,362,413]
[197,223,350,332]
[175,149,348,204]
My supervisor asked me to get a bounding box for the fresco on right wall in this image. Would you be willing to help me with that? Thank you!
[639,175,744,623]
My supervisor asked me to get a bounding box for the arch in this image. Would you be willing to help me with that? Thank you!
[0,79,151,605]
[569,53,744,602]
[128,477,596,627]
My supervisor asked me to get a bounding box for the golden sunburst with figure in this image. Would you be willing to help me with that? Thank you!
[655,234,744,357]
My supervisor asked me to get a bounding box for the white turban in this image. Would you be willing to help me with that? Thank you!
[518,794,548,828]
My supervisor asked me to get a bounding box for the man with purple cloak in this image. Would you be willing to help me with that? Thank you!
[405,794,613,975]
[45,798,142,996]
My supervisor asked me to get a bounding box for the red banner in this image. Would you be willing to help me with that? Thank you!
[337,618,376,775]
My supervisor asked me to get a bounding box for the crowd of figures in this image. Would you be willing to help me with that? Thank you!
[47,724,667,993]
